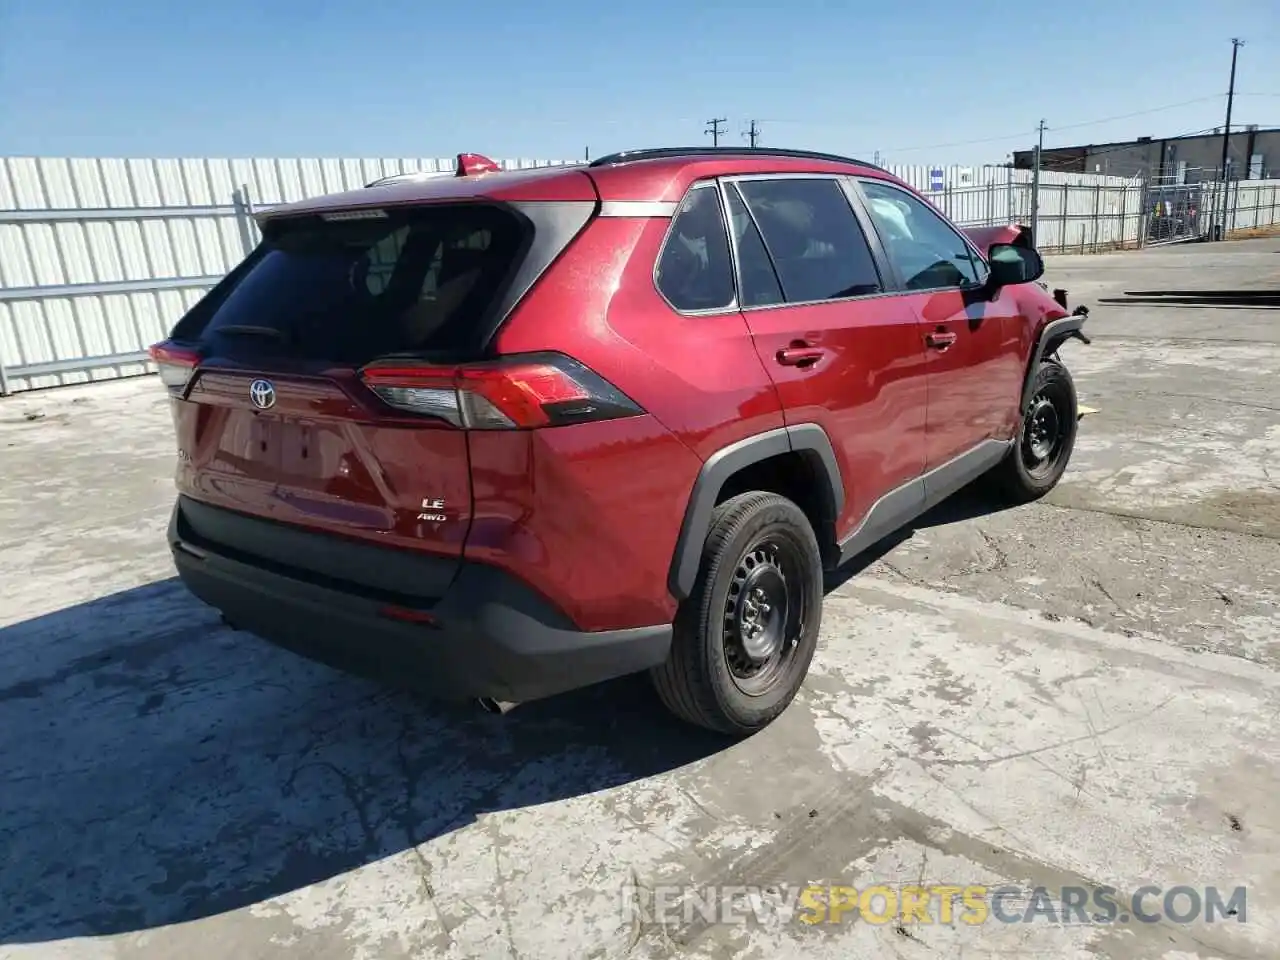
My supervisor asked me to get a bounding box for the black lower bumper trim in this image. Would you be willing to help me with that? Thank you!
[168,502,672,702]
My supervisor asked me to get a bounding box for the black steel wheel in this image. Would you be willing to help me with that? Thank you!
[721,535,809,697]
[992,360,1079,503]
[1021,387,1068,480]
[652,491,823,735]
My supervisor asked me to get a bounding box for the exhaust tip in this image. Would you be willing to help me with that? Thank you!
[477,697,518,715]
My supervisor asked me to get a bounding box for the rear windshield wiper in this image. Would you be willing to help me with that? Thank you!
[213,324,289,342]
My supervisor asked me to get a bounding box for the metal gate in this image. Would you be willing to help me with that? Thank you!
[1144,182,1204,244]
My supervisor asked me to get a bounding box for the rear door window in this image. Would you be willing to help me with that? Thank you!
[734,178,882,304]
[187,204,527,365]
[725,185,785,308]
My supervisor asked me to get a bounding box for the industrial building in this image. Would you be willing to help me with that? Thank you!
[1013,125,1279,182]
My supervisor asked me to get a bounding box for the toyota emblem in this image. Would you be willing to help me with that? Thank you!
[249,379,276,410]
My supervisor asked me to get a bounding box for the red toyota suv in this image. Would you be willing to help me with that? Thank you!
[152,147,1088,735]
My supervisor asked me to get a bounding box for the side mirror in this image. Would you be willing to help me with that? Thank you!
[987,243,1044,287]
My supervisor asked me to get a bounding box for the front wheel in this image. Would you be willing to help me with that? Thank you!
[992,360,1078,503]
[651,492,823,735]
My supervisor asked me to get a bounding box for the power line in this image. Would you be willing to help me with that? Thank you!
[409,97,1278,138]
[705,117,727,146]
[884,97,1228,154]
[1044,126,1220,165]
[1049,96,1226,133]
[751,95,1234,155]
[1035,125,1228,176]
[1078,125,1221,156]
[1036,120,1277,177]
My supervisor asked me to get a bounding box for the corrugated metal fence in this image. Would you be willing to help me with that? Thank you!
[889,164,1147,253]
[2,156,1279,395]
[1212,177,1280,234]
[0,156,573,395]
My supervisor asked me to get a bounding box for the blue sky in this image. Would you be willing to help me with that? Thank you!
[2,0,1278,166]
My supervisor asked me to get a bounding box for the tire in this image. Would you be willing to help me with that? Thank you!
[651,491,823,736]
[992,360,1078,503]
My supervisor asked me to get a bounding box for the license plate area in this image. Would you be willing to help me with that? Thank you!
[249,415,322,479]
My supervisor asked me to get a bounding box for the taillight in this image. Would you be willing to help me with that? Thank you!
[360,352,643,430]
[148,341,200,394]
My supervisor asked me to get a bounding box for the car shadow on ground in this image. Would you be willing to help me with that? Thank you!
[825,484,1009,592]
[0,579,728,945]
[0,486,1012,945]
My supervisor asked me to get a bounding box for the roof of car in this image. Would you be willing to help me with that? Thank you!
[586,152,898,202]
[255,164,597,221]
[587,146,889,171]
[256,148,901,221]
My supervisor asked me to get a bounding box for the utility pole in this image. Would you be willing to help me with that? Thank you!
[584,146,590,162]
[705,117,727,147]
[873,150,883,167]
[1217,37,1244,239]
[743,120,761,148]
[1031,119,1047,246]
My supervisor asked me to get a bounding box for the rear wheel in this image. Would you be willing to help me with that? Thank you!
[992,360,1078,503]
[651,492,823,735]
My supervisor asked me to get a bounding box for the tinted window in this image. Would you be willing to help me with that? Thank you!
[735,178,881,303]
[192,204,525,365]
[656,185,735,311]
[725,185,784,307]
[859,180,983,291]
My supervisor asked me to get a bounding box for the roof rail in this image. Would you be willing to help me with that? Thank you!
[587,146,888,173]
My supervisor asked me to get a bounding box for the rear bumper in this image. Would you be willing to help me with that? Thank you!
[168,501,672,702]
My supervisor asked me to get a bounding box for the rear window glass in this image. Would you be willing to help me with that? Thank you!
[194,205,527,364]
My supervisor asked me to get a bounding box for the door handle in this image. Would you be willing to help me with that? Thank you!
[776,345,826,367]
[925,331,958,350]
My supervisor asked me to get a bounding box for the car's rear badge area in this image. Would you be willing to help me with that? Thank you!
[417,498,448,522]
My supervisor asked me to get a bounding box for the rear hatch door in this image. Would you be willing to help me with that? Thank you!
[167,201,531,591]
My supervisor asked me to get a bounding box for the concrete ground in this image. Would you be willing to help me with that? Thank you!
[1,239,1277,960]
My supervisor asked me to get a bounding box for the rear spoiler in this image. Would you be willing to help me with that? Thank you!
[253,153,515,227]
[365,153,502,188]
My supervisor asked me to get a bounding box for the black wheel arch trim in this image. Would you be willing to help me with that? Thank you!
[668,423,843,601]
[1021,314,1088,410]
